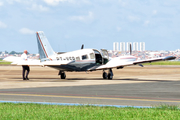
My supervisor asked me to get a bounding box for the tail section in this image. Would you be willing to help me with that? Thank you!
[36,31,55,60]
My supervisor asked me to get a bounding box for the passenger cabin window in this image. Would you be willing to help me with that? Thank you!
[90,53,95,59]
[56,57,59,60]
[82,55,88,60]
[66,57,69,61]
[69,57,72,60]
[76,57,80,60]
[72,57,75,60]
[60,57,62,60]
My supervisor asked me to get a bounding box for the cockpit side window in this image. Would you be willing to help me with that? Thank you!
[82,55,88,60]
[90,53,95,59]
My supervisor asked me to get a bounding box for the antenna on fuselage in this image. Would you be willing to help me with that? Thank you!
[81,44,84,49]
[130,43,132,55]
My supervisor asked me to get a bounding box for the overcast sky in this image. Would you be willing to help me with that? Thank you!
[0,0,180,53]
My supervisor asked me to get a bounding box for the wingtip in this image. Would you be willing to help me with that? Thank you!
[163,56,176,61]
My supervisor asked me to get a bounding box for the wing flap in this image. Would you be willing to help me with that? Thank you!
[93,62,134,70]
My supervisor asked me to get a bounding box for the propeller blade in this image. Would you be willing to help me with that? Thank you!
[81,44,84,49]
[130,43,132,55]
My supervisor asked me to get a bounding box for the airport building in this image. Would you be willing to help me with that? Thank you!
[113,42,145,52]
[120,42,125,51]
[113,42,119,51]
[126,42,132,51]
[139,42,145,51]
[133,42,138,51]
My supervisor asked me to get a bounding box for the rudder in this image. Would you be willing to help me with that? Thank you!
[36,31,55,60]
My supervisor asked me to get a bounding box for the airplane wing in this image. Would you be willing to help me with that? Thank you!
[91,56,176,70]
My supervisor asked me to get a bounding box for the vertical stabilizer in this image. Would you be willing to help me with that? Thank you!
[36,31,55,60]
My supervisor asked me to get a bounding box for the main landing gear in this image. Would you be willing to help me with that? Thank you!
[102,69,113,80]
[58,71,66,79]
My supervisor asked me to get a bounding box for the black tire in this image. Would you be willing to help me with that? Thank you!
[61,73,66,79]
[103,72,107,79]
[108,73,113,80]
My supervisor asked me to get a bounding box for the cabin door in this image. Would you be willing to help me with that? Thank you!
[101,49,109,64]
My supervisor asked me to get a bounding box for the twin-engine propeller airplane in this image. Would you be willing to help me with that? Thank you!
[8,31,176,79]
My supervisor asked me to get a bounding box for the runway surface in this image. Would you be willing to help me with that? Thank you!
[0,65,180,106]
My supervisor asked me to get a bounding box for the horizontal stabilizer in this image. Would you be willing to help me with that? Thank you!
[12,60,42,66]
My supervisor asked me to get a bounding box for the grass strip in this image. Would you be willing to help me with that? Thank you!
[0,61,11,65]
[143,61,180,65]
[0,60,11,65]
[0,62,11,65]
[0,103,179,119]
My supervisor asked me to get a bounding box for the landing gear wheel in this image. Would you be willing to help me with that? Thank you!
[61,72,66,79]
[58,71,66,79]
[108,73,113,80]
[102,72,107,79]
[108,69,113,80]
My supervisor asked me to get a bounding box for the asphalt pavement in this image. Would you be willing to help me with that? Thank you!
[0,66,180,106]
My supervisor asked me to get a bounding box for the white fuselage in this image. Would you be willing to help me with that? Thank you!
[41,49,137,71]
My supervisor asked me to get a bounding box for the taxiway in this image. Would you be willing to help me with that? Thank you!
[0,65,180,106]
